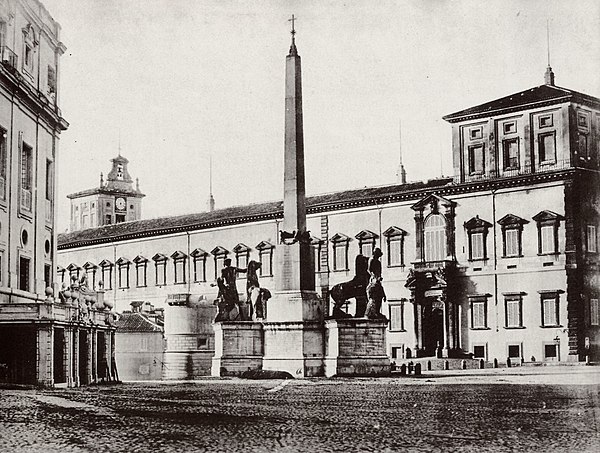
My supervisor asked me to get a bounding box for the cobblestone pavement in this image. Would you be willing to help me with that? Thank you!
[0,371,599,452]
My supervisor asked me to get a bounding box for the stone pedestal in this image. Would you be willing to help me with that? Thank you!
[211,322,263,377]
[262,290,326,377]
[324,319,391,377]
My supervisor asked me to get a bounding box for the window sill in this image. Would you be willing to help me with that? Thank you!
[540,324,563,328]
[504,326,526,329]
[539,160,557,166]
[333,269,349,272]
[387,264,405,269]
[503,167,519,171]
[537,252,559,257]
[194,280,207,284]
[502,255,523,259]
[136,285,147,288]
[260,274,274,278]
[389,329,407,333]
[468,258,488,263]
[470,327,491,330]
[174,282,187,285]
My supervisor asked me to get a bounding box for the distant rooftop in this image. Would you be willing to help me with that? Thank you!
[115,312,163,333]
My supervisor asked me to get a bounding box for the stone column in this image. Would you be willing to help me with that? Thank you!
[64,327,73,387]
[414,211,424,262]
[73,327,80,387]
[442,298,449,357]
[36,325,53,387]
[88,329,95,384]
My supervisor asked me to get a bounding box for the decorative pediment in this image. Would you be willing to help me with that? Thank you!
[532,210,564,223]
[152,253,168,262]
[83,261,98,270]
[309,236,323,245]
[411,193,456,212]
[115,257,131,266]
[57,265,65,272]
[98,259,113,267]
[383,226,408,237]
[190,248,208,258]
[355,229,379,240]
[497,214,529,227]
[211,246,229,256]
[133,255,148,264]
[67,263,81,271]
[233,243,251,253]
[256,241,275,250]
[464,216,493,230]
[170,251,187,260]
[330,233,351,243]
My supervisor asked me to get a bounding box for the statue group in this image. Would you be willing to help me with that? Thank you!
[214,259,271,322]
[330,248,388,321]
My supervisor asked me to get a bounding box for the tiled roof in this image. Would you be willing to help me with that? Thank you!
[58,177,453,249]
[67,186,144,199]
[115,313,163,333]
[443,84,600,123]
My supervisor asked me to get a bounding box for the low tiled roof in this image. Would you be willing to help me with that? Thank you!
[58,177,453,249]
[115,313,163,333]
[443,84,600,123]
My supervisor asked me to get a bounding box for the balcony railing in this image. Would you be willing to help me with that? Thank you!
[412,259,456,271]
[20,188,32,211]
[0,46,18,71]
[45,199,52,223]
[455,158,591,183]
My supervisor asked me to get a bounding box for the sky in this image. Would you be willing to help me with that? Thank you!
[41,0,600,232]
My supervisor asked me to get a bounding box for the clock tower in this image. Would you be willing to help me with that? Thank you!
[67,155,145,231]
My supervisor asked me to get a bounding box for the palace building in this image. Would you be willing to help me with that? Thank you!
[0,0,117,387]
[57,63,600,369]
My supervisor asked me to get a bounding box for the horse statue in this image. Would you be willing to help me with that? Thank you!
[213,277,241,322]
[329,254,370,318]
[246,260,272,320]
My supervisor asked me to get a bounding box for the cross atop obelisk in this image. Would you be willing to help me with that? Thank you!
[288,14,298,56]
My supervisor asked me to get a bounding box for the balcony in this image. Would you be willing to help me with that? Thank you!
[20,188,32,211]
[412,259,456,271]
[456,159,584,183]
[0,46,18,71]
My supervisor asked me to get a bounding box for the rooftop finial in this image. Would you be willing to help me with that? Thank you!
[288,14,298,56]
[544,19,555,85]
[396,119,407,184]
[208,154,215,212]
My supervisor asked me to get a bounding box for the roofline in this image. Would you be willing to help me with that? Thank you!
[67,188,146,199]
[58,169,579,250]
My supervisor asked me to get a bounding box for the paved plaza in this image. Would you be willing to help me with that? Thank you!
[0,368,599,452]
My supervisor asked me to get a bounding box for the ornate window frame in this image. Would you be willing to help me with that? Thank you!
[83,262,97,290]
[330,233,351,271]
[388,299,406,332]
[67,263,81,282]
[99,259,113,290]
[152,253,168,287]
[503,292,526,329]
[411,194,456,264]
[190,248,208,282]
[233,243,250,270]
[464,216,492,261]
[539,290,563,328]
[355,229,378,257]
[116,257,131,289]
[468,294,491,329]
[133,255,148,288]
[497,214,528,258]
[211,246,229,280]
[57,265,66,284]
[383,226,407,267]
[171,251,187,285]
[532,210,563,255]
[256,241,274,277]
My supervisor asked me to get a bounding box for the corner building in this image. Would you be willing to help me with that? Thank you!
[58,68,600,369]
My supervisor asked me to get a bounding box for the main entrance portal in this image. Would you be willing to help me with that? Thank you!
[422,302,445,356]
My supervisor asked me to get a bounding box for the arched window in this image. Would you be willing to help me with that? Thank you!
[424,214,446,262]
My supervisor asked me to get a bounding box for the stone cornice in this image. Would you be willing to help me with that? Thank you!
[58,169,580,250]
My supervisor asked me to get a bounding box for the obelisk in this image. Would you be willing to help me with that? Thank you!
[262,16,326,377]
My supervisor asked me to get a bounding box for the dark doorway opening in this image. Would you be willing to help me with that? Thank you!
[97,332,107,380]
[422,302,444,356]
[79,331,88,384]
[0,325,37,384]
[53,327,66,384]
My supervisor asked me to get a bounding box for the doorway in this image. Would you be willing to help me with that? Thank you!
[422,302,444,356]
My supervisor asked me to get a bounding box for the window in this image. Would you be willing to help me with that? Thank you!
[133,256,147,287]
[20,139,33,211]
[539,114,553,128]
[538,132,556,163]
[191,249,208,282]
[503,121,516,134]
[99,260,113,290]
[47,65,56,95]
[424,214,446,262]
[473,345,486,359]
[211,247,229,280]
[390,346,403,360]
[498,214,528,258]
[468,144,485,174]
[83,262,97,290]
[465,216,491,261]
[355,230,378,258]
[105,214,112,225]
[57,266,65,284]
[590,299,599,326]
[540,292,560,327]
[533,210,563,255]
[579,134,589,160]
[504,294,523,328]
[67,263,81,282]
[233,244,250,270]
[544,344,558,360]
[44,264,51,289]
[470,296,488,329]
[508,344,521,359]
[256,241,274,277]
[587,225,597,253]
[469,126,483,140]
[0,127,6,200]
[310,237,323,273]
[503,138,519,170]
[388,302,405,331]
[116,258,130,289]
[383,226,406,267]
[45,159,53,201]
[153,254,168,286]
[330,233,350,271]
[19,256,30,291]
[171,251,187,284]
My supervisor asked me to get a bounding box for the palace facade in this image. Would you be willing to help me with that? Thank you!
[57,67,600,369]
[0,0,117,387]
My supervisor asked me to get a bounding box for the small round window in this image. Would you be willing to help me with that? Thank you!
[22,229,28,246]
[45,239,51,254]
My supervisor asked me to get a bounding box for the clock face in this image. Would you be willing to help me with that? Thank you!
[115,197,126,211]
